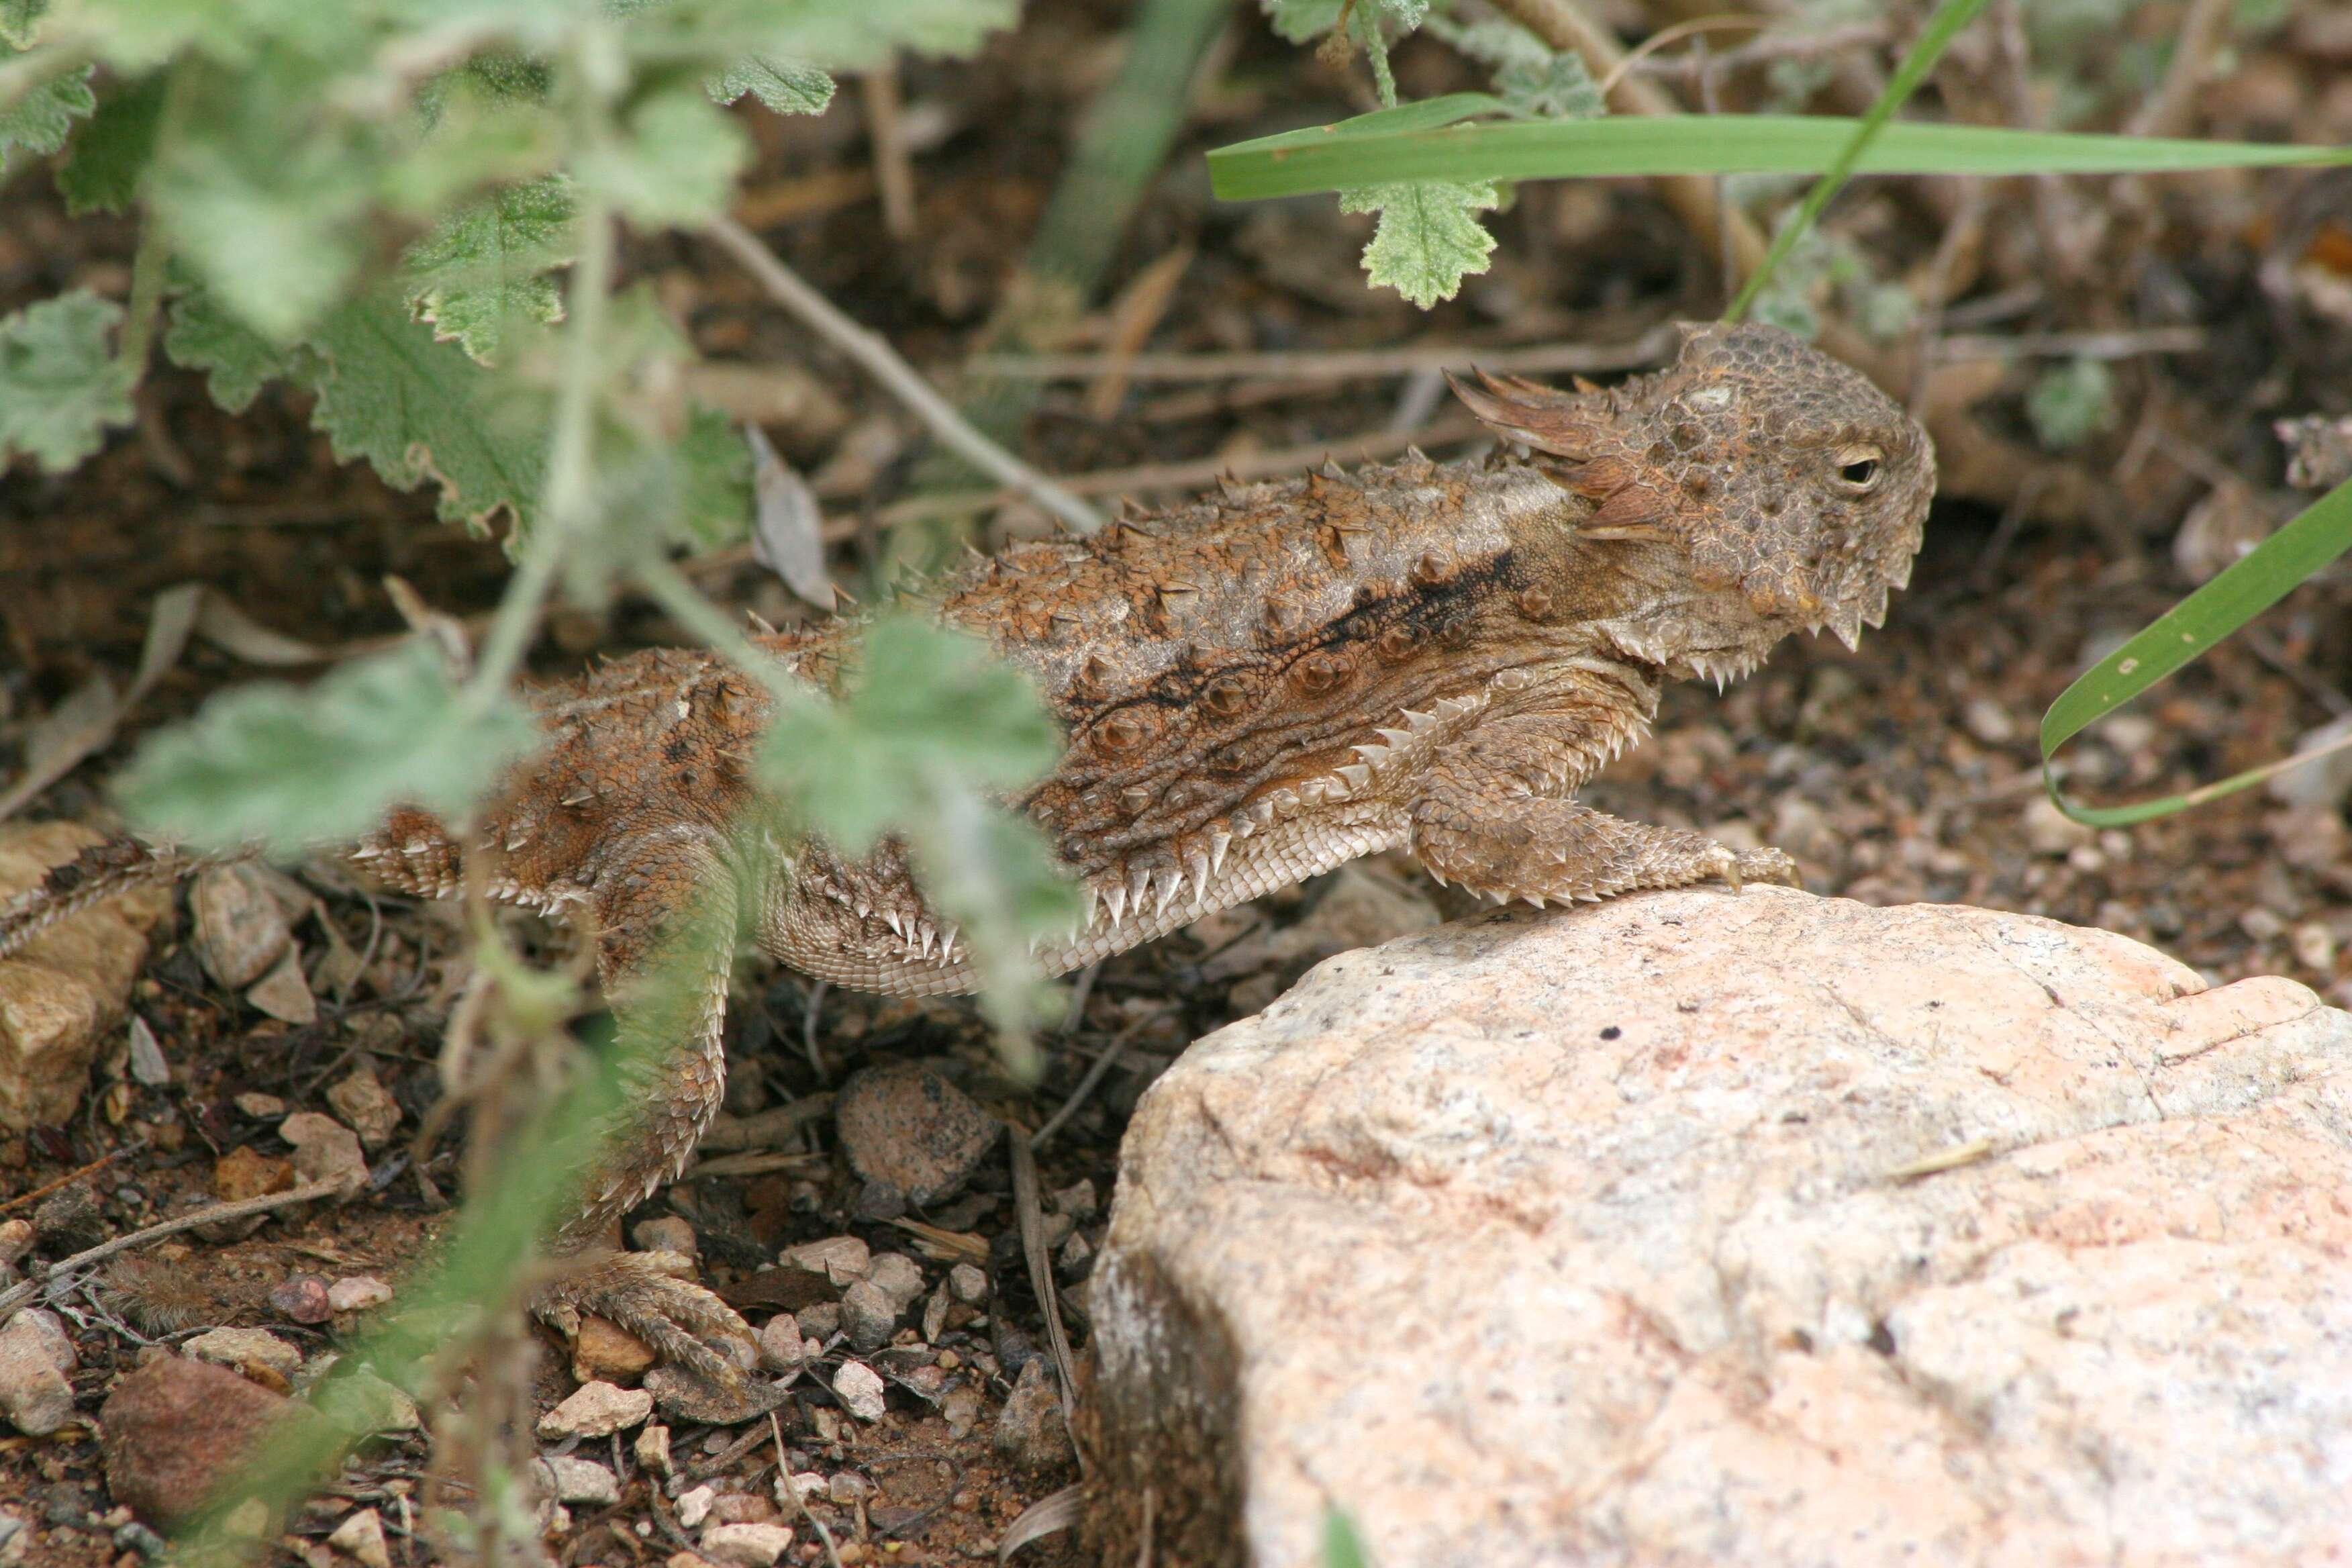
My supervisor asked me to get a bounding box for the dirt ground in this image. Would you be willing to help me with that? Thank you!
[2,2,2349,1564]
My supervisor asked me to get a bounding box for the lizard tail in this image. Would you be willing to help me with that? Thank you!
[0,836,224,961]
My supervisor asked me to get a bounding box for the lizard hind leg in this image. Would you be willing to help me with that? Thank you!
[1411,791,1798,905]
[533,828,779,1423]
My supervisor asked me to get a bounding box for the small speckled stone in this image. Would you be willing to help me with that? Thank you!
[832,1062,1001,1206]
[536,1381,652,1440]
[832,1361,886,1422]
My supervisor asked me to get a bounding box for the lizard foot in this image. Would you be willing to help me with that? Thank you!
[535,1251,781,1424]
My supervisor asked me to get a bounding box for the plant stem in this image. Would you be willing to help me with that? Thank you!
[115,217,170,377]
[1725,0,1990,323]
[630,551,781,690]
[705,216,1104,534]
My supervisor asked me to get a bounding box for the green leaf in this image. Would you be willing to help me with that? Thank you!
[673,401,751,551]
[2026,356,2116,451]
[731,0,1020,66]
[0,62,94,162]
[1441,21,1605,120]
[0,290,134,473]
[1260,0,1346,42]
[162,281,299,412]
[1207,113,2352,201]
[115,640,540,853]
[56,70,165,214]
[1322,1508,1372,1568]
[759,616,1081,1048]
[403,174,576,365]
[153,139,368,342]
[1338,180,1499,308]
[305,294,545,533]
[2041,475,2352,826]
[0,0,47,50]
[573,88,748,228]
[706,56,834,116]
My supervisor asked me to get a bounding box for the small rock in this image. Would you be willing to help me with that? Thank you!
[573,1315,657,1383]
[1059,1232,1093,1275]
[0,1221,30,1266]
[544,1455,620,1506]
[0,1309,77,1436]
[191,864,292,991]
[922,1285,950,1344]
[634,1422,673,1478]
[826,1473,875,1505]
[212,1144,294,1203]
[947,1263,988,1305]
[279,1112,367,1199]
[31,1183,101,1251]
[326,1275,391,1314]
[778,1471,826,1506]
[124,1014,169,1086]
[795,1302,841,1342]
[697,1522,794,1567]
[940,1383,983,1440]
[993,1357,1071,1475]
[269,1274,332,1324]
[2293,920,2339,972]
[832,1062,1001,1206]
[839,1281,898,1353]
[0,1508,26,1568]
[182,1328,301,1381]
[326,1507,391,1568]
[832,1361,887,1422]
[324,1066,401,1151]
[755,1313,805,1373]
[711,1493,779,1525]
[2023,796,2097,856]
[536,1381,653,1440]
[633,1216,698,1257]
[244,948,315,1026]
[231,1092,286,1120]
[1047,1179,1098,1220]
[779,1235,869,1285]
[864,1253,926,1314]
[100,1357,305,1529]
[676,1485,717,1528]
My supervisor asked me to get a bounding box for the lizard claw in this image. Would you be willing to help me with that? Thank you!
[536,1252,781,1424]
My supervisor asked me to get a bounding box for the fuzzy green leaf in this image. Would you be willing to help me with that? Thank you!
[0,62,94,163]
[0,0,48,48]
[734,0,1020,66]
[403,174,575,364]
[162,281,300,413]
[115,639,540,853]
[574,88,748,229]
[2027,356,2117,451]
[154,142,367,342]
[0,290,134,473]
[56,70,164,213]
[305,294,545,532]
[1338,179,1500,308]
[1442,20,1605,119]
[707,56,834,116]
[674,400,752,550]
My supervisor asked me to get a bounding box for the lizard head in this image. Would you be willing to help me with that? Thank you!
[1449,321,1934,680]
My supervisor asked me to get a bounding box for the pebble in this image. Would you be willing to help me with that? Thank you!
[279,1113,368,1199]
[190,865,291,991]
[544,1455,620,1506]
[779,1235,869,1285]
[269,1273,333,1324]
[676,1485,716,1528]
[245,948,316,1026]
[940,1383,983,1440]
[573,1315,657,1383]
[0,1309,77,1436]
[0,1222,28,1269]
[832,1361,887,1422]
[213,1144,294,1204]
[182,1328,300,1381]
[99,1357,304,1528]
[711,1493,779,1526]
[31,1184,101,1250]
[947,1263,989,1305]
[697,1522,794,1567]
[832,1061,1001,1206]
[326,1508,391,1568]
[839,1281,898,1353]
[826,1473,874,1505]
[2023,797,2097,856]
[922,1285,950,1344]
[993,1357,1072,1474]
[1048,1179,1098,1220]
[324,1066,401,1151]
[777,1471,827,1505]
[231,1091,286,1120]
[635,1422,673,1477]
[536,1381,654,1440]
[755,1313,805,1373]
[795,1302,841,1341]
[633,1216,699,1257]
[326,1275,392,1314]
[2292,921,2337,971]
[864,1253,926,1314]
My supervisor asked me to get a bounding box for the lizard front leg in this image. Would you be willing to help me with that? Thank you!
[530,826,779,1423]
[1403,708,1797,905]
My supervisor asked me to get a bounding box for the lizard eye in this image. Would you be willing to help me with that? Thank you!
[1834,446,1884,491]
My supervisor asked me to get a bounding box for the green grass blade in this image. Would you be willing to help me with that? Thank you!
[1724,0,1987,322]
[2041,476,2352,826]
[1206,116,2352,201]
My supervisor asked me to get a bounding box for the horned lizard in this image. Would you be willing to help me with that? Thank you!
[0,321,1934,1420]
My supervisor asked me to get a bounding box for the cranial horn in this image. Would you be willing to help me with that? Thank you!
[1443,368,1601,460]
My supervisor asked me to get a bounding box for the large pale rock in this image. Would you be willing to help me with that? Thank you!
[0,822,170,1130]
[1088,888,2352,1567]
